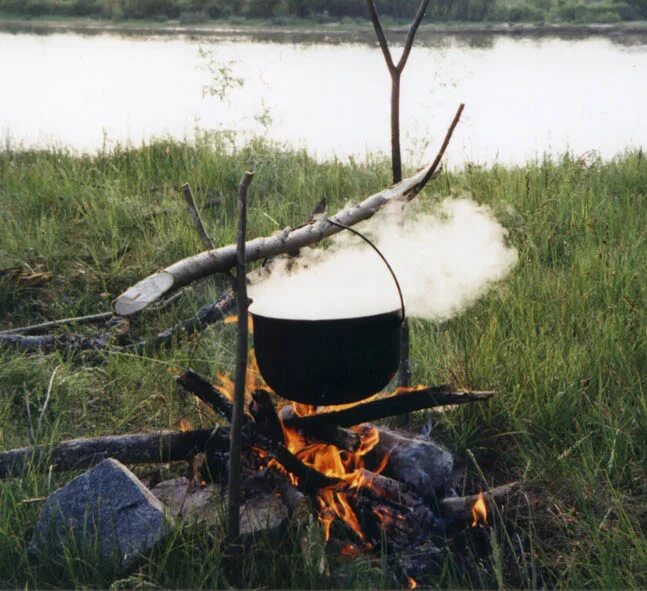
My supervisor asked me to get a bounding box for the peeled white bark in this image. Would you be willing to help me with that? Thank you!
[113,162,436,316]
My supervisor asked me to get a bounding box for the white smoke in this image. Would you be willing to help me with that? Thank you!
[248,197,518,321]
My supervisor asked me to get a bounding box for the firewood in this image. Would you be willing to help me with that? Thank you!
[0,290,236,353]
[176,370,234,422]
[112,141,455,317]
[249,389,284,443]
[440,482,520,522]
[0,332,111,352]
[365,427,454,495]
[175,370,340,494]
[0,429,229,479]
[246,389,340,493]
[278,404,360,452]
[129,290,236,353]
[283,386,496,429]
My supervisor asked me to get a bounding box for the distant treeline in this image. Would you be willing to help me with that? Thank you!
[0,0,645,22]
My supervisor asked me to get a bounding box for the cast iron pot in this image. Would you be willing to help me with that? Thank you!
[251,221,405,406]
[252,309,402,405]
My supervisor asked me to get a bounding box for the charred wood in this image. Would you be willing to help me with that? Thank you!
[283,386,495,430]
[365,427,454,495]
[278,404,360,452]
[249,389,284,444]
[129,290,236,353]
[176,370,234,422]
[0,429,229,479]
[0,332,110,352]
[440,482,520,522]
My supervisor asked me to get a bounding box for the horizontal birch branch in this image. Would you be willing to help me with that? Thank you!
[112,104,464,317]
[113,166,429,316]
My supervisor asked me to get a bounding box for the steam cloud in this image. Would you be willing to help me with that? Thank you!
[248,197,518,321]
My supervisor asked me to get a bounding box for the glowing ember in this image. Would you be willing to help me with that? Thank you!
[471,491,488,527]
[178,418,191,432]
[340,543,360,557]
[408,576,417,589]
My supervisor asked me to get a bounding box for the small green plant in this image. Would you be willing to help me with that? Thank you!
[198,47,244,101]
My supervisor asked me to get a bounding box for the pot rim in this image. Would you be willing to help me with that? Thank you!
[249,306,402,323]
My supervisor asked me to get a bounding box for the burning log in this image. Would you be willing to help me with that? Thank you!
[278,404,360,452]
[0,429,229,479]
[282,386,495,430]
[176,369,340,493]
[176,370,234,422]
[365,427,454,495]
[440,482,520,523]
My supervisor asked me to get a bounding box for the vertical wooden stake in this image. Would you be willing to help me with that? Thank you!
[227,171,254,542]
[365,0,431,387]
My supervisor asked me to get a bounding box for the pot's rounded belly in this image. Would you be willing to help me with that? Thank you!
[251,311,402,406]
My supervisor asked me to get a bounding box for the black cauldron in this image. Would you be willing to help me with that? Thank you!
[251,220,405,406]
[252,309,402,405]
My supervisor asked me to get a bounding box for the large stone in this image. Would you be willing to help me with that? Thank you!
[30,458,173,573]
[151,476,222,526]
[367,427,454,495]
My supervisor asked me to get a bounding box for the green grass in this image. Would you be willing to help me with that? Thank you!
[0,136,645,588]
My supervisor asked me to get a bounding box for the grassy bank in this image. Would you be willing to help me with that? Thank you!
[0,137,645,588]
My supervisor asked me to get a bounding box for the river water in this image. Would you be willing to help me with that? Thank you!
[1,30,646,165]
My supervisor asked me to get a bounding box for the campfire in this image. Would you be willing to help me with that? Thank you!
[174,345,513,585]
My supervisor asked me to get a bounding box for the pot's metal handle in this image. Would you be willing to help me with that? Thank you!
[327,219,405,323]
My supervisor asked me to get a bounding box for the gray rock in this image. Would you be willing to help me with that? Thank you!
[152,479,287,542]
[368,427,454,495]
[151,477,222,526]
[30,458,173,573]
[239,493,288,541]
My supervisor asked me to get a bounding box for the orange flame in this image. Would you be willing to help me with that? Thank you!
[178,418,191,432]
[408,576,417,589]
[276,400,382,541]
[340,543,360,557]
[216,348,392,542]
[224,313,254,332]
[471,491,488,527]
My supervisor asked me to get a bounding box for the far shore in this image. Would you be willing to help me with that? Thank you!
[2,15,647,42]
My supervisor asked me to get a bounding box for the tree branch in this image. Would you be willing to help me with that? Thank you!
[0,311,113,337]
[113,153,447,317]
[413,102,465,192]
[0,429,229,479]
[397,0,432,71]
[227,171,254,541]
[365,0,395,71]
